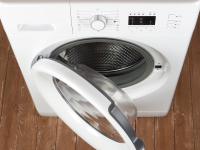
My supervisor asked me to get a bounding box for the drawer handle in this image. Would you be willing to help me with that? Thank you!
[17,24,56,31]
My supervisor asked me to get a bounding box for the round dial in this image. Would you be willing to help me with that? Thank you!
[90,15,107,31]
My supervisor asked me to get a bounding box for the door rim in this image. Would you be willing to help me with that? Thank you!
[49,38,154,87]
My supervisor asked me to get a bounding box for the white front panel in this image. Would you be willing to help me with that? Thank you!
[6,34,190,117]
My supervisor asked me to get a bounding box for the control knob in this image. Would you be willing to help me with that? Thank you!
[90,15,107,31]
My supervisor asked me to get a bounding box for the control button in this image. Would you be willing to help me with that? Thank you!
[168,14,176,20]
[155,65,162,69]
[168,20,175,24]
[167,23,175,26]
[91,21,105,30]
[167,27,174,30]
[90,15,107,31]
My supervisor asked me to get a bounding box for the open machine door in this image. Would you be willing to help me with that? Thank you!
[31,58,144,150]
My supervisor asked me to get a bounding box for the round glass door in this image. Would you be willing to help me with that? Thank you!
[31,57,145,150]
[53,64,137,142]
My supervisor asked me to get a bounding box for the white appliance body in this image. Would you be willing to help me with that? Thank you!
[0,0,199,149]
[0,0,199,117]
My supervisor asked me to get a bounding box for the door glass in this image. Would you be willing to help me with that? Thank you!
[54,78,124,142]
[53,64,137,142]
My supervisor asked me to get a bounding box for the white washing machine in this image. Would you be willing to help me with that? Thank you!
[0,0,199,150]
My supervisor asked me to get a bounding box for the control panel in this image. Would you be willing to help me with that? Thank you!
[167,14,182,30]
[72,9,189,35]
[70,0,199,36]
[77,9,120,32]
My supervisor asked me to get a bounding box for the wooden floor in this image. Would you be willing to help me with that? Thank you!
[0,15,200,150]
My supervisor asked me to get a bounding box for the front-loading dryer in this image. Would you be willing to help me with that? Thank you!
[0,0,199,149]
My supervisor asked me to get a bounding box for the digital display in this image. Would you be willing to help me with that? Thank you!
[129,16,156,25]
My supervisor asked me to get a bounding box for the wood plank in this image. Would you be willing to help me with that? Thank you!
[174,52,194,150]
[136,117,155,150]
[0,20,11,119]
[189,13,200,150]
[56,118,76,150]
[16,83,39,150]
[35,116,58,150]
[0,49,24,150]
[155,103,174,150]
[76,136,95,150]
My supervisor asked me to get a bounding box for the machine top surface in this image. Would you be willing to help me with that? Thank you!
[0,0,199,2]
